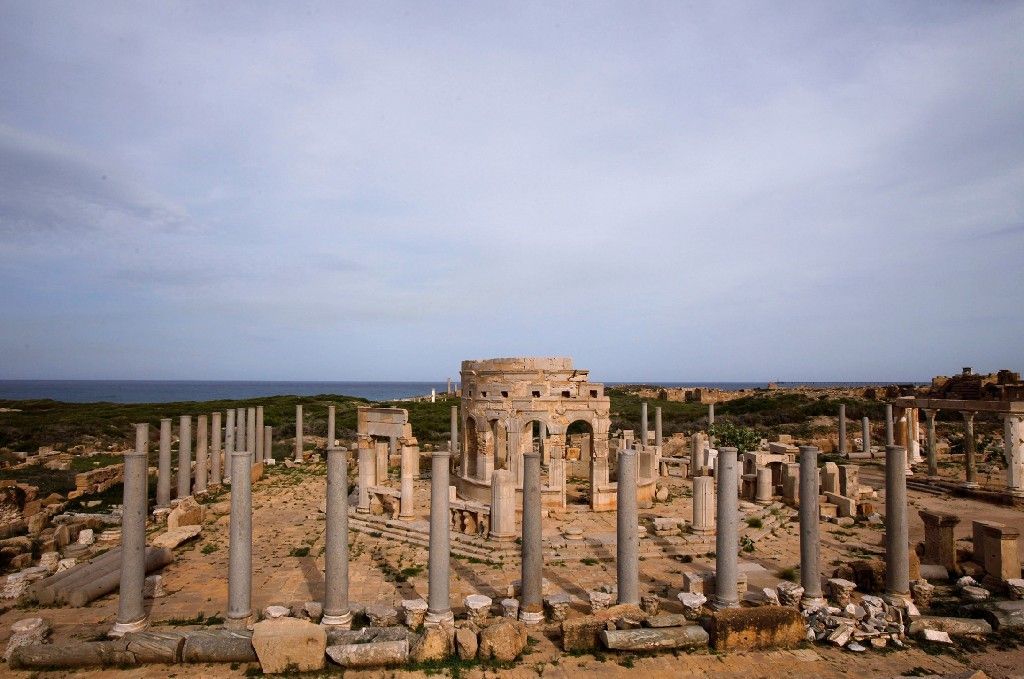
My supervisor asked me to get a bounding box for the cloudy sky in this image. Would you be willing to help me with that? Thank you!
[1,2,1021,382]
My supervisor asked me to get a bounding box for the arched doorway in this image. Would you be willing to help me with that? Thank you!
[565,419,594,505]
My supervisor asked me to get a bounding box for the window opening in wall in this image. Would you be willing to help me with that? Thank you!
[501,391,509,398]
[562,390,571,398]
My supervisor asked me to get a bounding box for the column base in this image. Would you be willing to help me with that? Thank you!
[1006,488,1024,498]
[224,613,253,630]
[490,533,517,542]
[519,610,545,625]
[109,616,148,637]
[709,596,740,611]
[424,610,454,626]
[399,513,415,521]
[799,596,826,612]
[320,612,353,628]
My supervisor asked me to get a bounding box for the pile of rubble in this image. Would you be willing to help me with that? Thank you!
[804,592,910,652]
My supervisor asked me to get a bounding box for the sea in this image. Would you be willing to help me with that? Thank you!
[0,380,900,404]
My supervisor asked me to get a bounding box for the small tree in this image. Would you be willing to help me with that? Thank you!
[708,422,760,453]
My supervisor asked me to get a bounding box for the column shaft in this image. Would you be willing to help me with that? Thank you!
[211,411,222,485]
[327,405,336,451]
[426,449,453,625]
[112,424,149,635]
[862,417,871,454]
[157,418,172,508]
[246,407,256,464]
[925,410,938,478]
[838,404,847,455]
[255,406,264,462]
[712,446,739,609]
[616,448,639,605]
[263,426,273,463]
[885,404,894,446]
[640,402,648,446]
[227,449,253,625]
[322,446,352,627]
[884,445,910,603]
[963,412,978,486]
[655,407,663,448]
[195,414,208,493]
[177,416,192,499]
[295,405,304,461]
[236,408,247,456]
[798,445,824,607]
[520,451,543,623]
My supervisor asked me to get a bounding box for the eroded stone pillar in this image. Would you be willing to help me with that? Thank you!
[963,412,978,488]
[489,469,516,541]
[884,445,910,605]
[692,476,715,534]
[640,402,648,446]
[426,448,453,626]
[177,416,192,499]
[690,433,705,477]
[862,417,871,454]
[322,445,352,627]
[111,424,149,636]
[925,409,938,479]
[157,418,172,508]
[226,448,253,627]
[838,404,847,455]
[708,403,715,427]
[450,406,459,460]
[255,406,264,463]
[211,411,222,486]
[327,405,336,451]
[712,446,739,610]
[357,439,373,513]
[399,440,416,520]
[755,467,772,504]
[224,410,235,476]
[520,450,544,624]
[295,404,304,462]
[236,408,247,456]
[655,407,663,448]
[617,448,639,605]
[908,408,922,464]
[885,404,894,446]
[798,445,825,609]
[246,407,257,465]
[263,426,273,463]
[1005,415,1024,497]
[195,414,208,494]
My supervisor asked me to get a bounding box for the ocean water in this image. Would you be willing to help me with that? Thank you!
[0,380,900,404]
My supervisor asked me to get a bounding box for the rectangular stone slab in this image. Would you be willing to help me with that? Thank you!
[601,626,709,651]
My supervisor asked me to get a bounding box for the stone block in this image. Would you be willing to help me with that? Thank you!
[919,510,960,571]
[561,615,607,652]
[326,640,408,667]
[251,617,326,674]
[167,496,204,530]
[151,525,202,549]
[600,625,708,651]
[702,606,805,652]
[478,619,527,662]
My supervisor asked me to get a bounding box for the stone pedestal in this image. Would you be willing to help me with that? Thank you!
[322,446,352,628]
[884,445,910,605]
[711,447,739,610]
[489,469,516,541]
[157,418,172,508]
[520,451,544,624]
[110,424,150,637]
[973,521,1022,585]
[798,446,825,609]
[617,448,639,605]
[227,449,253,627]
[919,510,960,572]
[839,465,859,498]
[426,449,453,626]
[754,467,772,504]
[177,416,192,499]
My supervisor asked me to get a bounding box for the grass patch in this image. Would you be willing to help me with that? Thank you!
[288,546,310,557]
[746,517,763,529]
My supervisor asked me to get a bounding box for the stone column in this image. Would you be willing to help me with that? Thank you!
[1005,415,1024,497]
[322,445,352,627]
[963,411,978,488]
[655,407,663,448]
[263,426,273,463]
[692,475,715,534]
[755,467,773,504]
[690,433,705,477]
[327,405,336,451]
[708,403,715,427]
[295,405,304,462]
[177,415,192,499]
[426,448,453,625]
[246,407,256,464]
[798,445,825,609]
[450,406,459,459]
[211,411,222,486]
[520,450,544,624]
[885,404,894,446]
[236,408,247,456]
[111,423,149,636]
[539,421,548,465]
[489,469,516,541]
[399,441,416,520]
[250,409,260,462]
[712,446,739,610]
[226,448,253,627]
[195,414,208,494]
[616,448,639,605]
[357,445,373,513]
[924,409,938,478]
[862,417,871,454]
[157,418,172,508]
[908,408,922,464]
[838,404,847,455]
[884,445,910,605]
[640,402,648,446]
[224,410,235,486]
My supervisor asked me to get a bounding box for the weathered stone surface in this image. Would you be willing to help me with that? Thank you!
[640,594,661,616]
[1007,578,1024,601]
[646,613,689,628]
[325,626,407,646]
[262,605,291,619]
[401,598,428,629]
[776,581,804,607]
[464,594,492,623]
[910,579,935,608]
[908,616,993,636]
[973,600,1024,630]
[151,525,201,549]
[167,496,204,530]
[410,624,452,662]
[601,625,708,651]
[455,626,478,660]
[920,629,953,644]
[326,640,408,667]
[143,574,166,599]
[704,606,806,652]
[500,598,519,619]
[251,617,326,674]
[4,617,50,661]
[180,630,257,663]
[478,618,527,662]
[366,603,399,627]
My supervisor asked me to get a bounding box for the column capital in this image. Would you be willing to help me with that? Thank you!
[962,410,977,422]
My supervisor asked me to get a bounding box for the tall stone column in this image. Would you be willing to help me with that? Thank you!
[885,404,894,446]
[640,402,648,446]
[399,441,416,520]
[211,411,222,486]
[884,445,910,605]
[489,469,516,541]
[1004,415,1024,497]
[111,423,150,636]
[712,446,739,610]
[798,445,825,609]
[963,412,978,488]
[263,427,273,463]
[838,404,847,455]
[520,450,544,624]
[295,405,304,462]
[177,415,192,499]
[157,418,172,508]
[226,448,253,627]
[357,445,373,513]
[426,448,453,625]
[708,403,715,427]
[539,421,548,464]
[195,414,209,494]
[908,408,922,464]
[616,448,639,605]
[692,476,716,534]
[655,407,663,448]
[862,417,871,454]
[255,406,264,463]
[236,408,247,456]
[925,409,938,479]
[224,410,236,487]
[450,406,459,460]
[322,445,352,627]
[246,407,257,465]
[327,405,336,451]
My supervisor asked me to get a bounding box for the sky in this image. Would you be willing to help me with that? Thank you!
[0,2,1022,383]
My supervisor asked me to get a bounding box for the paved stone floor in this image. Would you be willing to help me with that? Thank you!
[3,459,1024,677]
